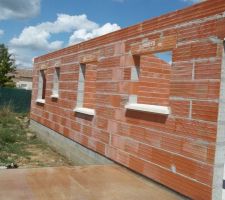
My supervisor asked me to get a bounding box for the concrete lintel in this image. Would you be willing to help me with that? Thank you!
[79,54,98,64]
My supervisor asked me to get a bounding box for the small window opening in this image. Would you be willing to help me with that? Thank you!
[37,70,46,103]
[52,67,60,98]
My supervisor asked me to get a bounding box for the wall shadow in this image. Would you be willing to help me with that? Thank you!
[51,98,58,103]
[125,110,168,124]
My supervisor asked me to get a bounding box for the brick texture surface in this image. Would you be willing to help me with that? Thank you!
[31,1,225,199]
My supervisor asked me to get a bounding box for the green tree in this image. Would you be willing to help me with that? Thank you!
[0,44,16,88]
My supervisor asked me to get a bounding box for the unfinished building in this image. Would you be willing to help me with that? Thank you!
[30,1,225,199]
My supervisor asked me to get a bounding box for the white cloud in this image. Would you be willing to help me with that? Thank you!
[10,26,63,51]
[0,0,40,20]
[0,30,4,36]
[9,48,34,67]
[69,23,121,45]
[10,14,100,51]
[9,14,121,67]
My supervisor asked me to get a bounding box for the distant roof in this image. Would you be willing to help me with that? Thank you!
[15,69,33,78]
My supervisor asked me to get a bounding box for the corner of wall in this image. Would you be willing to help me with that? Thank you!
[212,40,225,200]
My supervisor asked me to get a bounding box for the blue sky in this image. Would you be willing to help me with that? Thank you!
[0,0,203,68]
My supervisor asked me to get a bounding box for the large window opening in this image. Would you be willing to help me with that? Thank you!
[126,51,172,115]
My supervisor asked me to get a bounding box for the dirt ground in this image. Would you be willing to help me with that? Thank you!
[0,108,73,169]
[18,143,73,168]
[17,118,74,168]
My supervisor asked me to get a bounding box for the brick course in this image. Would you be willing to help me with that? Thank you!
[31,1,225,199]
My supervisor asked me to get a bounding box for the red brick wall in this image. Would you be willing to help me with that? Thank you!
[31,1,225,199]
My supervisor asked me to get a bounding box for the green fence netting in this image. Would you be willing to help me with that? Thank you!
[0,88,32,113]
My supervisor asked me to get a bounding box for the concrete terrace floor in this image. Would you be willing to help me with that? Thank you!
[0,165,186,200]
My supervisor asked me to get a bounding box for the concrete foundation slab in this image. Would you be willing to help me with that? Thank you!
[0,165,187,200]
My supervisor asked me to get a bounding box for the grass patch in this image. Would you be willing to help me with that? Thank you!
[0,105,32,165]
[0,105,72,168]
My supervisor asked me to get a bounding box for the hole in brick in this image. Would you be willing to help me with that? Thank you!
[171,164,176,173]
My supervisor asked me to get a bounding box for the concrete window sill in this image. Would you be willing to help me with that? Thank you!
[125,103,170,115]
[73,107,95,116]
[51,94,59,99]
[36,99,45,104]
